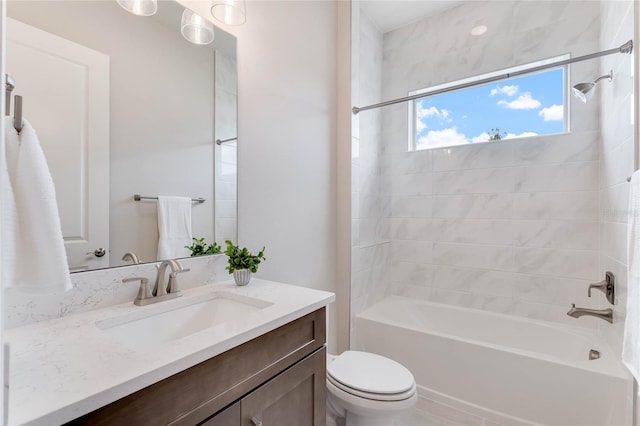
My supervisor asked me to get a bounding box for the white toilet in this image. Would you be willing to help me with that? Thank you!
[326,351,417,426]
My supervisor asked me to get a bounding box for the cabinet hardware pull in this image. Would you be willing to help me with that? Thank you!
[250,417,262,426]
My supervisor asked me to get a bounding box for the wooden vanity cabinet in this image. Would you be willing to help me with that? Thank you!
[66,308,327,426]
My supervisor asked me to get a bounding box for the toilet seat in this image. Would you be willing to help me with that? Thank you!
[327,351,416,402]
[328,374,416,401]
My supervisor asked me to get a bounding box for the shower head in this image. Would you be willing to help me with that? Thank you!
[572,70,613,103]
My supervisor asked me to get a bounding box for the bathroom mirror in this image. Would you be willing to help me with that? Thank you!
[5,0,237,272]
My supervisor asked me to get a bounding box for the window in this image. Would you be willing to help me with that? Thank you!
[410,56,568,151]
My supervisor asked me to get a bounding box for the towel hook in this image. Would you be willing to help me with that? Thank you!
[14,95,23,133]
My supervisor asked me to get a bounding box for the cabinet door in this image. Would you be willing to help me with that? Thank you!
[241,347,326,426]
[200,402,240,426]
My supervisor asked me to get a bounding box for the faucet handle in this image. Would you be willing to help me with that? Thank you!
[123,277,151,305]
[588,281,606,297]
[587,272,615,305]
[167,268,190,294]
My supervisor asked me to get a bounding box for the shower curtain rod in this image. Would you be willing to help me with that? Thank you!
[352,40,633,115]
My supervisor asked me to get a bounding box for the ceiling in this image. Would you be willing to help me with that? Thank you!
[360,0,465,33]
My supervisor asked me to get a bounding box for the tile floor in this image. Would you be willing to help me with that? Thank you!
[393,395,504,426]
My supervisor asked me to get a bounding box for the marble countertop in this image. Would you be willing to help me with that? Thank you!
[5,279,335,425]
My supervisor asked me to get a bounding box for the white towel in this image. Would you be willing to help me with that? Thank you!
[623,170,640,381]
[1,123,18,289]
[156,196,192,260]
[3,117,72,291]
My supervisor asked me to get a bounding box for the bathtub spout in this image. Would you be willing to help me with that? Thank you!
[566,304,613,323]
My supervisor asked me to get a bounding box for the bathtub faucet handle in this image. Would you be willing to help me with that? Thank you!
[587,272,615,305]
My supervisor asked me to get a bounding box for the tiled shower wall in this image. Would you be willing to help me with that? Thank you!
[598,1,635,353]
[350,5,390,324]
[353,1,611,329]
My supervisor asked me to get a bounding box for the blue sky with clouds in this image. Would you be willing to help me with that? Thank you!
[415,68,565,150]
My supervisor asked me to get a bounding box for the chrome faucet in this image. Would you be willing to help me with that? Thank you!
[153,259,190,298]
[122,259,190,306]
[567,304,613,323]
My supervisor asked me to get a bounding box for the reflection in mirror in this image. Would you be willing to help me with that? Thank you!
[6,0,237,272]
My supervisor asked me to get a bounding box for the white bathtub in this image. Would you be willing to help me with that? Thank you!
[354,296,633,426]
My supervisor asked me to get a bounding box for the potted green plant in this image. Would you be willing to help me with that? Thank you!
[185,238,222,257]
[224,240,266,286]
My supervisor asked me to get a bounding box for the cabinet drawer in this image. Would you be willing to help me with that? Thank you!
[66,308,326,426]
[241,347,326,426]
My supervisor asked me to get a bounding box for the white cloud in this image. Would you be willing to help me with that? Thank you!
[417,127,468,149]
[504,131,538,139]
[538,104,563,121]
[416,104,452,132]
[497,92,541,110]
[490,84,518,97]
[470,132,490,143]
[417,104,450,120]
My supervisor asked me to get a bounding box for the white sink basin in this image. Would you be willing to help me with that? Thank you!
[96,292,272,351]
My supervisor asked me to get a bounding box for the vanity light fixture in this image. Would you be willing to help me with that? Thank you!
[210,0,246,26]
[181,9,215,45]
[116,0,157,16]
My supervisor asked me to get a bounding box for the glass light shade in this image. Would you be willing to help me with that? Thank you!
[116,0,157,16]
[181,9,215,45]
[210,0,246,26]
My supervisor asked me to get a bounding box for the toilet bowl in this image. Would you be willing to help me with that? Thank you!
[326,351,417,426]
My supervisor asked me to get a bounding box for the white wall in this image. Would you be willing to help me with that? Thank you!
[236,0,340,351]
[181,0,345,352]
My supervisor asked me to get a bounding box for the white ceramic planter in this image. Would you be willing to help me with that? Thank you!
[233,269,252,286]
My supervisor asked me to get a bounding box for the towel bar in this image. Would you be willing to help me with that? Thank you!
[133,194,206,204]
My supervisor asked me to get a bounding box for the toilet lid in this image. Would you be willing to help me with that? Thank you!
[327,351,415,395]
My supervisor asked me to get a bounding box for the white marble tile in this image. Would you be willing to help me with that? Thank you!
[600,137,634,188]
[392,196,433,218]
[432,266,514,298]
[433,167,519,195]
[433,194,514,219]
[391,261,434,286]
[431,219,516,245]
[600,221,628,265]
[428,289,485,311]
[391,150,432,174]
[515,162,598,193]
[512,274,592,307]
[390,284,432,301]
[391,240,433,264]
[512,192,599,220]
[514,220,599,250]
[433,243,515,271]
[390,218,433,241]
[601,183,630,224]
[432,142,515,171]
[392,172,432,197]
[514,130,599,165]
[513,247,599,280]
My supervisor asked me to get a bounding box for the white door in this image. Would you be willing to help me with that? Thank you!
[6,18,110,270]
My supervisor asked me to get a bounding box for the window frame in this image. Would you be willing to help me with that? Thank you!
[407,54,571,152]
